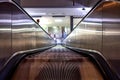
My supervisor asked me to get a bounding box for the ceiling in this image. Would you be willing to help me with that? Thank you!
[11,0,120,18]
[20,0,99,7]
[24,7,91,17]
[14,0,101,17]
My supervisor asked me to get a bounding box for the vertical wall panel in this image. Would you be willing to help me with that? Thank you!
[0,2,12,69]
[64,1,120,75]
[64,3,103,52]
[0,1,55,70]
[102,1,120,75]
[11,4,36,53]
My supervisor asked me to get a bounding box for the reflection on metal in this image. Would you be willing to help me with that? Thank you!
[85,18,120,23]
[64,1,120,75]
[0,1,55,70]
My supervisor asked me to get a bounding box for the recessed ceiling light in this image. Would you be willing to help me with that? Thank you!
[54,19,63,22]
[39,13,46,15]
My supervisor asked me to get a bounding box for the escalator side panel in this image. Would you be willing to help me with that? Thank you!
[0,1,55,70]
[63,1,120,76]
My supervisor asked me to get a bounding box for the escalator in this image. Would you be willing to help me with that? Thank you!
[11,45,104,80]
[0,45,119,80]
[11,45,103,80]
[0,0,120,80]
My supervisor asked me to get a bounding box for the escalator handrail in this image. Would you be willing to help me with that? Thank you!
[0,45,55,80]
[63,45,120,80]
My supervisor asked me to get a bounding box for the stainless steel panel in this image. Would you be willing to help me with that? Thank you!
[64,1,120,75]
[64,3,103,52]
[0,1,55,69]
[12,4,36,53]
[102,1,120,59]
[102,1,120,75]
[0,2,12,69]
[11,2,55,53]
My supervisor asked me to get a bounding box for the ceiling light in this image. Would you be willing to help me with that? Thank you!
[39,13,46,15]
[54,19,63,22]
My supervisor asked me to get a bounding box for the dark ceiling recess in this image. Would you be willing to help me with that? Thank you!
[73,0,100,7]
[19,0,100,8]
[13,0,21,4]
[21,0,74,8]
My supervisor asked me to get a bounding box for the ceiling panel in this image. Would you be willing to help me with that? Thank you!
[24,8,91,17]
[20,0,100,8]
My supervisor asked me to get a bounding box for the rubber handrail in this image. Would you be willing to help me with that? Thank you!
[63,45,120,80]
[0,45,54,80]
